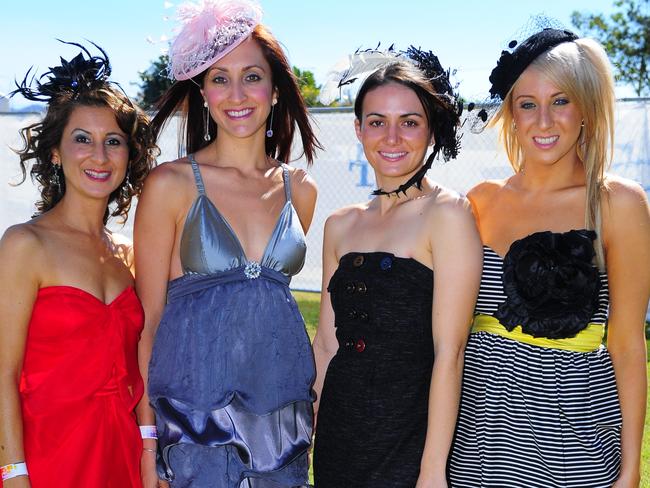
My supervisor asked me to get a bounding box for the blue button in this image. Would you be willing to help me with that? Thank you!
[380,256,393,271]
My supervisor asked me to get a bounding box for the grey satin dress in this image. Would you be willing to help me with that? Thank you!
[148,154,315,488]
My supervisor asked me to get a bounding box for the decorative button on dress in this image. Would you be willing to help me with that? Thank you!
[148,155,314,488]
[18,286,144,488]
[314,252,434,487]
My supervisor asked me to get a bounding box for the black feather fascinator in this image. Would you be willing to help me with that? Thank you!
[12,40,112,103]
[320,44,463,197]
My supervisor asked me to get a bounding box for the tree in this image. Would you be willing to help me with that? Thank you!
[571,0,650,96]
[137,54,174,110]
[293,67,322,107]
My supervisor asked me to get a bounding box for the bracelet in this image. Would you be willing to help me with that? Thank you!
[1,462,28,482]
[143,448,156,454]
[139,425,158,439]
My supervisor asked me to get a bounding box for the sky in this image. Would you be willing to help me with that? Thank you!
[0,0,636,109]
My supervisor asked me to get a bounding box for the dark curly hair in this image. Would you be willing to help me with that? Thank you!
[12,41,158,224]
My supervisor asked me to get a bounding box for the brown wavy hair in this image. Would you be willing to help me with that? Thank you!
[152,24,321,164]
[15,87,158,224]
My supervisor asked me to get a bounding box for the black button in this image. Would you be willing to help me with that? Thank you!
[380,256,393,271]
[345,282,356,294]
[353,255,365,267]
[359,311,368,322]
[355,339,366,353]
[347,309,358,320]
[357,282,367,293]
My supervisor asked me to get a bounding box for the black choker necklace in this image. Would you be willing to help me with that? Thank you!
[372,153,434,197]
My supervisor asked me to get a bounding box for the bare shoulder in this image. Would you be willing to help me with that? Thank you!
[601,174,650,244]
[324,203,367,237]
[467,178,507,206]
[0,221,45,251]
[139,157,196,213]
[144,157,193,191]
[287,166,317,198]
[604,174,649,212]
[0,222,45,274]
[426,184,474,222]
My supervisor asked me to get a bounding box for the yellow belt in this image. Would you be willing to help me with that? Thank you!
[471,314,605,353]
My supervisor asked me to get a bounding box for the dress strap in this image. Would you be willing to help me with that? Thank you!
[280,164,291,202]
[188,154,206,196]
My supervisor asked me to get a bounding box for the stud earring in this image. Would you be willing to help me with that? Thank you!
[266,98,277,138]
[203,101,211,142]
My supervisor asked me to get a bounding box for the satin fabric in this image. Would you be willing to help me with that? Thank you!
[14,286,144,488]
[179,154,306,276]
[149,268,314,485]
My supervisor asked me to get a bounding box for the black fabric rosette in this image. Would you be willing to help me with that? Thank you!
[494,229,601,339]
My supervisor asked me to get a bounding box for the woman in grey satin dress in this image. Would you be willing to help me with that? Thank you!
[133,1,320,487]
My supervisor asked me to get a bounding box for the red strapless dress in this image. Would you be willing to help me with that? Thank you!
[11,286,144,488]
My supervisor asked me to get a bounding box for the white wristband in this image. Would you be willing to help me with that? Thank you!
[1,462,28,481]
[140,425,158,439]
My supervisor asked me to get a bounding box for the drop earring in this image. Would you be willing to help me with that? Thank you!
[266,99,277,138]
[203,101,211,142]
[51,161,61,190]
[120,166,131,200]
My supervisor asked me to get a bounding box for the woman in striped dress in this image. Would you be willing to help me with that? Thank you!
[448,29,650,487]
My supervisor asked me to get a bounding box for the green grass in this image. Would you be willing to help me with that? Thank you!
[294,291,319,340]
[293,291,650,485]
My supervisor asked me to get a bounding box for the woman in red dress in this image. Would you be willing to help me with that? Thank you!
[0,42,156,487]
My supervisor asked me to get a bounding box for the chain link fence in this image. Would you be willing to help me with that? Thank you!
[1,100,649,292]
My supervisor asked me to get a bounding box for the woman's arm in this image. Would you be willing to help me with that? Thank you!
[288,167,318,234]
[602,179,650,488]
[0,226,42,488]
[416,196,483,487]
[134,164,185,488]
[311,214,344,427]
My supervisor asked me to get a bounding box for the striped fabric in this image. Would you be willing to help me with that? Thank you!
[448,247,621,488]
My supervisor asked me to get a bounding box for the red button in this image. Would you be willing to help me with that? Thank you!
[355,339,366,353]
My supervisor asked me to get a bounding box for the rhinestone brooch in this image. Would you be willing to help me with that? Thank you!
[244,261,261,279]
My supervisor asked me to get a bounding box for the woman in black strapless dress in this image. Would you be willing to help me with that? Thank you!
[312,49,483,487]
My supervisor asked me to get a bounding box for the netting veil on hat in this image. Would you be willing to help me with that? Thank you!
[168,0,263,81]
[466,17,578,132]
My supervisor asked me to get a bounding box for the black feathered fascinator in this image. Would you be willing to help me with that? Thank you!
[12,40,112,103]
[320,44,463,197]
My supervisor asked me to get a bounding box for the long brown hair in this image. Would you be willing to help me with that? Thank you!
[152,24,321,164]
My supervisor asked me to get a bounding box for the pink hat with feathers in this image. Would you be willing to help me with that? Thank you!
[168,0,263,81]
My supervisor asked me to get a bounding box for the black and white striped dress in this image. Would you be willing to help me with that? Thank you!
[448,246,621,488]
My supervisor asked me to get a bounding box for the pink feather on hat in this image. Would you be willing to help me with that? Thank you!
[168,0,263,81]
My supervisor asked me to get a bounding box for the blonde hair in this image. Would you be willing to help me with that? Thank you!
[490,38,615,267]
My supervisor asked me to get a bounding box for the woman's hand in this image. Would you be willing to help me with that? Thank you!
[140,450,169,488]
[611,470,641,488]
[3,475,32,488]
[415,472,448,488]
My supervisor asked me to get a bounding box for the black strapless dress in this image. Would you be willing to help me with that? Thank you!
[314,252,434,487]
